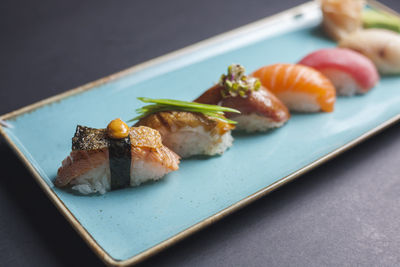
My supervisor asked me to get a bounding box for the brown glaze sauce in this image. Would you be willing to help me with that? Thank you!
[135,111,234,136]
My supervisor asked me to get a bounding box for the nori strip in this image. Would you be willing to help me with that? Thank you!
[109,136,131,190]
[72,125,132,190]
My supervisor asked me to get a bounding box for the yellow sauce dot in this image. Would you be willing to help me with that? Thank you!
[107,118,130,139]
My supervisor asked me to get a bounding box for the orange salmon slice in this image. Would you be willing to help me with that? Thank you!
[252,64,336,112]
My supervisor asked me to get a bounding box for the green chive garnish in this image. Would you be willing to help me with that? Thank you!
[128,97,240,124]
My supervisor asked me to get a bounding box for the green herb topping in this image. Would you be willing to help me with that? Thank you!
[128,97,240,124]
[219,64,261,98]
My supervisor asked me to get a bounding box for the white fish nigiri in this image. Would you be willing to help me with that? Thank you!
[338,29,400,74]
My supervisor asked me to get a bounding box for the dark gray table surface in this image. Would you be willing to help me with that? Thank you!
[1,0,400,266]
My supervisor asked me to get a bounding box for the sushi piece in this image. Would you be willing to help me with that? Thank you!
[132,98,238,158]
[252,64,336,112]
[135,111,234,158]
[55,119,180,194]
[338,28,400,74]
[194,64,290,132]
[321,0,364,41]
[298,48,379,96]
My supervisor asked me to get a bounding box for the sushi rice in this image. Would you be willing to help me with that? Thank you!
[233,114,286,132]
[161,126,233,158]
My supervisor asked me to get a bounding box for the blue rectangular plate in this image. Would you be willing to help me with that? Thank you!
[1,1,400,266]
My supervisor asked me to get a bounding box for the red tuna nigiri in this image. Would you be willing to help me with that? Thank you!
[299,48,379,96]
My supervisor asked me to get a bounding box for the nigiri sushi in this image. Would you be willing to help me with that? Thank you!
[194,64,290,132]
[321,0,364,41]
[55,119,180,194]
[299,48,379,96]
[132,98,238,158]
[338,28,400,74]
[252,64,336,112]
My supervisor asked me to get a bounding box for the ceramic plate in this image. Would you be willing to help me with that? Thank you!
[1,1,400,266]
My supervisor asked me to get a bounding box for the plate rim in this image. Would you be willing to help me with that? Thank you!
[0,1,398,266]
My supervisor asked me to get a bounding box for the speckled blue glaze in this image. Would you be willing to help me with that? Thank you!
[3,16,400,261]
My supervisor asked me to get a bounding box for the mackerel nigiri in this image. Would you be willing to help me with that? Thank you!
[299,48,379,96]
[55,119,180,194]
[252,64,336,112]
[133,98,238,158]
[195,64,290,132]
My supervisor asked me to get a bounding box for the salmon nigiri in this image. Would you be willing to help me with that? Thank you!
[195,64,290,132]
[252,64,336,112]
[55,119,180,194]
